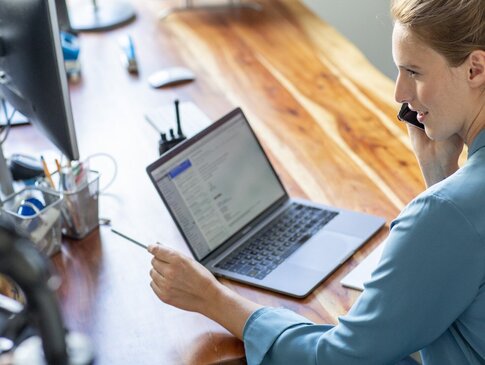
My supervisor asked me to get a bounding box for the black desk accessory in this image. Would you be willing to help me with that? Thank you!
[8,154,45,181]
[0,218,94,365]
[158,99,186,155]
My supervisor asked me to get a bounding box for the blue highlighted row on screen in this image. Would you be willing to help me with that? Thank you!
[168,159,192,179]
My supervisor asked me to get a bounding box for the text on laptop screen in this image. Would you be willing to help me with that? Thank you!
[151,112,286,260]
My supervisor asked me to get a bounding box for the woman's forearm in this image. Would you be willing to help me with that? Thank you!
[203,284,263,339]
[148,244,263,339]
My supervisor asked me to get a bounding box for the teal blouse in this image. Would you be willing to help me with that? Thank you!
[243,130,485,365]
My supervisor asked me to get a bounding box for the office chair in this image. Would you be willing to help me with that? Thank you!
[0,218,93,365]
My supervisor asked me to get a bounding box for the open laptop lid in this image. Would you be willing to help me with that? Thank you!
[146,108,289,261]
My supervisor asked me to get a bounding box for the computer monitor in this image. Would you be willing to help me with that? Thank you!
[0,0,80,196]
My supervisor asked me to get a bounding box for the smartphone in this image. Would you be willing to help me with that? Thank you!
[397,103,425,129]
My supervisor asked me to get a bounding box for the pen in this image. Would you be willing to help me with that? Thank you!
[54,158,62,190]
[127,35,135,61]
[119,35,138,73]
[54,158,62,173]
[40,156,55,189]
[111,228,149,250]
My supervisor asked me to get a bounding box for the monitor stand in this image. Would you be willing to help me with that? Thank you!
[0,99,27,198]
[0,100,29,127]
[0,145,14,198]
[158,0,262,19]
[69,0,136,32]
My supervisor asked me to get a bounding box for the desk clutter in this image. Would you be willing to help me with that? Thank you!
[61,31,81,80]
[0,158,101,256]
[0,221,95,365]
[145,99,211,155]
[157,99,187,155]
[39,159,101,241]
[0,187,62,256]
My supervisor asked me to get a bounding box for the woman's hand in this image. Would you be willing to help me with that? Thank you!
[148,244,221,314]
[148,244,263,339]
[407,124,464,187]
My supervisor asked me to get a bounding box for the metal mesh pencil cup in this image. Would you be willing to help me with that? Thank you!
[60,170,100,239]
[0,187,63,256]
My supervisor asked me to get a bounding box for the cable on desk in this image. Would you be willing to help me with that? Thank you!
[0,98,15,145]
[84,152,118,193]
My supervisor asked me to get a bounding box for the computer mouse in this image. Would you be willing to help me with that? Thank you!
[148,67,195,88]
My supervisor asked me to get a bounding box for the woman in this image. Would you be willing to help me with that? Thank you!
[148,0,485,363]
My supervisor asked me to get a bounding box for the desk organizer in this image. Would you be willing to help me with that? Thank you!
[0,187,62,256]
[59,169,100,239]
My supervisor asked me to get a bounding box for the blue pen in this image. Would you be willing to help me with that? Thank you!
[127,36,135,59]
[119,35,138,73]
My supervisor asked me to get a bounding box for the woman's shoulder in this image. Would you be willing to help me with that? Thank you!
[428,156,485,210]
[398,163,485,239]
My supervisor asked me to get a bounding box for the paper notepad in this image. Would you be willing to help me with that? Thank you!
[340,244,385,291]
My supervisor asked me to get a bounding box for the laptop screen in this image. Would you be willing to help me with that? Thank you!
[148,109,286,260]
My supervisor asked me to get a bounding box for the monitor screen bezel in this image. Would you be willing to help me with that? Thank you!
[0,0,79,161]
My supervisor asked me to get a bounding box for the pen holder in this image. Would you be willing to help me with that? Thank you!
[58,170,100,240]
[0,187,63,256]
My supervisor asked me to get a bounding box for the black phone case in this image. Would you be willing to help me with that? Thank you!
[397,103,425,129]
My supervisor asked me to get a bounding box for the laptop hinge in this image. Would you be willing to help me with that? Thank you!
[201,196,290,266]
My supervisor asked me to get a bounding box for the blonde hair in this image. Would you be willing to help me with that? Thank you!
[391,0,485,66]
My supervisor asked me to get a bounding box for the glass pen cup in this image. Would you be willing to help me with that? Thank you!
[0,187,63,256]
[38,169,100,240]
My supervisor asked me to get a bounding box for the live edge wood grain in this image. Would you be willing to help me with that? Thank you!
[5,1,426,363]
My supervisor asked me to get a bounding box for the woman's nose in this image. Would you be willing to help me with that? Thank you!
[394,72,413,104]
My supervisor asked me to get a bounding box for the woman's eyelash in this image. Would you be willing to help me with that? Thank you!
[407,69,418,77]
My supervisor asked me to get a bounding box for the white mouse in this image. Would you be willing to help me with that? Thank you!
[147,67,195,88]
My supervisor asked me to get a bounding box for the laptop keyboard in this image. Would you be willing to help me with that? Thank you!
[215,203,339,280]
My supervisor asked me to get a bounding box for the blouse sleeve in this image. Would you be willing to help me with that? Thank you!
[243,194,485,365]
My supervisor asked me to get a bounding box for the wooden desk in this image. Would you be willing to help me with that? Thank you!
[4,1,425,363]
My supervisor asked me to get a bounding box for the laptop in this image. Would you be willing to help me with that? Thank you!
[146,108,385,297]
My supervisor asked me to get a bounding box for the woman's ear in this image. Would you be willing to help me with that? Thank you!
[467,50,485,88]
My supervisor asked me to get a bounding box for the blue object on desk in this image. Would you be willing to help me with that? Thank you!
[61,32,80,61]
[17,197,45,217]
[119,35,138,73]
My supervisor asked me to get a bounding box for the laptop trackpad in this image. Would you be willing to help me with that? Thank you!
[286,231,361,272]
